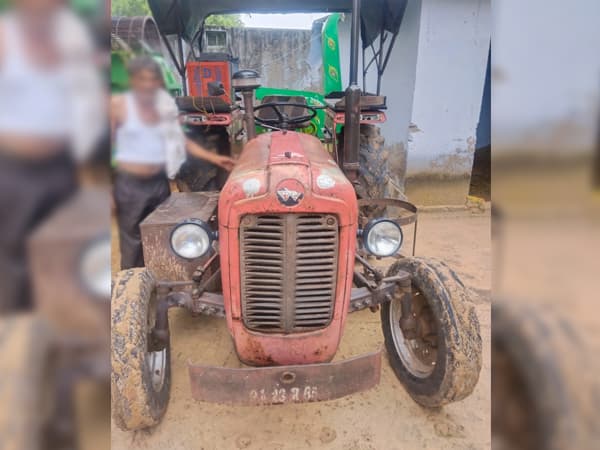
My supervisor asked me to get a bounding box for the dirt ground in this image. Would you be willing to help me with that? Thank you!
[111,210,491,450]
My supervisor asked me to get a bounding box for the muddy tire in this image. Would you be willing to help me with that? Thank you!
[0,315,51,450]
[354,124,404,217]
[357,124,402,199]
[381,257,481,407]
[492,302,596,450]
[338,124,406,221]
[111,268,171,431]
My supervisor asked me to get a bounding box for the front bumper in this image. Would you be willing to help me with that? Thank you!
[188,350,381,405]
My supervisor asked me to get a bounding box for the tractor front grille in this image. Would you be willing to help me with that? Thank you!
[240,214,339,333]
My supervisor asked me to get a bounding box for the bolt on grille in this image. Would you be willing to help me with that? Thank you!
[240,214,339,333]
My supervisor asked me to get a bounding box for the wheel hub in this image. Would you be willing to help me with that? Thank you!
[147,349,167,392]
[390,287,439,377]
[147,292,167,392]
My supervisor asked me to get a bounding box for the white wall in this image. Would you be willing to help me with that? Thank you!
[338,0,490,184]
[407,0,491,174]
[339,0,423,159]
[493,0,600,152]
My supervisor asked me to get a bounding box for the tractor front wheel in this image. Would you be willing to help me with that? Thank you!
[381,257,482,407]
[111,268,171,430]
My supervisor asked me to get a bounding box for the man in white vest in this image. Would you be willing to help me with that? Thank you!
[111,56,234,269]
[0,0,104,311]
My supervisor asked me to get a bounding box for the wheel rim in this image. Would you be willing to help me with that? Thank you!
[389,287,438,378]
[147,291,167,392]
[147,349,167,392]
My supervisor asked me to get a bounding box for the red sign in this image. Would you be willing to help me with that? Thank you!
[186,61,232,99]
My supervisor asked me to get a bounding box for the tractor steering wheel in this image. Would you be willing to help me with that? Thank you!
[253,102,318,130]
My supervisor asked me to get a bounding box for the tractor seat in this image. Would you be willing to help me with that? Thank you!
[176,96,233,114]
[324,91,387,112]
[257,95,312,128]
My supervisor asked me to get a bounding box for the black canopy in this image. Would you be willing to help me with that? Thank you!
[148,0,407,48]
[360,0,407,49]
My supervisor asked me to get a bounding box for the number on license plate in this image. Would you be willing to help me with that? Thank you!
[249,385,318,404]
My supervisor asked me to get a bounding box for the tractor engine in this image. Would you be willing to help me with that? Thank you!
[218,131,358,366]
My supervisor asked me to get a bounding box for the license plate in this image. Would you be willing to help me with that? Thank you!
[188,350,382,405]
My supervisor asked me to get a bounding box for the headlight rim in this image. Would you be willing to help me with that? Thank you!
[362,218,403,257]
[78,232,111,302]
[169,218,214,260]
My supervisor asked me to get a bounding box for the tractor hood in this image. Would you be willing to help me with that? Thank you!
[217,131,359,365]
[148,0,407,48]
[218,131,357,229]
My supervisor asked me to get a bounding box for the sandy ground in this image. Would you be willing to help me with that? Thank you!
[111,210,491,450]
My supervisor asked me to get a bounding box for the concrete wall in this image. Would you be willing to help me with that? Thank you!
[409,0,490,172]
[406,0,490,204]
[225,27,322,92]
[337,1,422,188]
[339,0,422,174]
[338,0,490,205]
[493,0,600,153]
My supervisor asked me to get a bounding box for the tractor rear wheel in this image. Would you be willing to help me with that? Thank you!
[357,124,403,198]
[176,126,230,192]
[381,257,481,407]
[111,268,171,430]
[356,124,404,217]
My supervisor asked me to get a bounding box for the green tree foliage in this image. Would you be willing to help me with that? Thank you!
[205,15,244,27]
[111,0,244,28]
[111,0,150,17]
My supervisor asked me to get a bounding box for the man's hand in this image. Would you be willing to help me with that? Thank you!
[211,154,235,171]
[185,137,235,171]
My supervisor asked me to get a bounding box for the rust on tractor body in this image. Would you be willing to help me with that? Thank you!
[188,350,382,405]
[141,192,219,281]
[217,131,359,366]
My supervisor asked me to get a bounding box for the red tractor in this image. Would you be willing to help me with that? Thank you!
[112,0,482,430]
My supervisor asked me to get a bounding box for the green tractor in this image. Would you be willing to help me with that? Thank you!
[252,13,344,141]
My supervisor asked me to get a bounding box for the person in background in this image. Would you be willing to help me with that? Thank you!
[0,0,104,312]
[112,56,234,270]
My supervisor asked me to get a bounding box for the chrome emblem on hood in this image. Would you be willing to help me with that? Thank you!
[275,179,305,207]
[276,187,304,206]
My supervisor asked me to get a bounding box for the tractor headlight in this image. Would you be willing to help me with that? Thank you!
[363,219,403,257]
[170,220,213,259]
[80,235,111,300]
